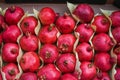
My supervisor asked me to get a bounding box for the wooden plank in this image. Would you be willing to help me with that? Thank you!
[0,3,119,14]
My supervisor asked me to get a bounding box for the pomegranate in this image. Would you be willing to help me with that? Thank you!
[20,72,37,80]
[112,27,120,43]
[92,15,110,33]
[2,63,19,80]
[20,52,40,72]
[115,68,120,80]
[76,42,93,62]
[60,73,77,80]
[56,53,76,73]
[94,52,113,72]
[0,34,2,45]
[20,32,38,51]
[110,10,120,27]
[37,64,61,80]
[75,23,94,42]
[92,33,113,52]
[113,46,120,66]
[0,14,4,31]
[73,4,94,23]
[39,44,59,64]
[38,24,58,44]
[2,24,21,43]
[38,7,56,25]
[93,71,110,80]
[55,13,75,34]
[2,43,19,63]
[20,16,38,35]
[57,34,76,53]
[4,6,24,25]
[80,61,96,80]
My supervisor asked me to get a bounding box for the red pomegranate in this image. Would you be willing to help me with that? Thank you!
[76,42,93,62]
[20,52,40,72]
[56,53,76,73]
[2,43,19,63]
[37,64,61,80]
[2,24,21,43]
[19,72,38,80]
[75,23,94,42]
[110,10,120,27]
[92,33,113,52]
[39,44,59,64]
[20,16,38,34]
[55,13,75,34]
[4,6,24,25]
[73,4,94,23]
[20,32,38,52]
[38,24,58,44]
[57,34,76,53]
[92,15,110,33]
[80,61,97,80]
[2,63,19,80]
[38,7,56,25]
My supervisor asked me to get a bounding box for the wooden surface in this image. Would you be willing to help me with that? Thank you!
[0,3,119,14]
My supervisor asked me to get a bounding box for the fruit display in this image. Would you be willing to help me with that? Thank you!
[0,2,120,80]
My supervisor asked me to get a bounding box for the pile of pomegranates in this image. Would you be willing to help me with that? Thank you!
[0,2,120,80]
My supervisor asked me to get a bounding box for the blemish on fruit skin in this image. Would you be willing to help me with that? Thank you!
[60,44,69,52]
[114,46,120,54]
[40,75,46,80]
[8,69,15,76]
[24,22,29,27]
[45,51,51,59]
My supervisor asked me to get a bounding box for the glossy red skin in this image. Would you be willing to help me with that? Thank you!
[0,34,2,45]
[20,34,38,51]
[0,72,3,80]
[20,72,38,80]
[80,61,96,80]
[112,27,120,43]
[94,52,112,72]
[0,14,4,25]
[75,23,94,42]
[2,25,21,43]
[5,6,24,25]
[20,52,40,72]
[38,25,58,44]
[73,4,94,23]
[60,73,77,80]
[0,14,4,31]
[37,64,61,80]
[20,16,38,35]
[76,42,93,62]
[113,46,120,66]
[39,44,59,64]
[115,68,120,80]
[56,14,75,34]
[2,63,19,80]
[93,72,110,80]
[92,33,113,52]
[38,7,56,25]
[57,34,76,53]
[92,15,110,33]
[2,43,19,63]
[110,10,120,27]
[56,53,76,73]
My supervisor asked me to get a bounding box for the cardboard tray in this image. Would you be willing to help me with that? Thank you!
[0,3,120,80]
